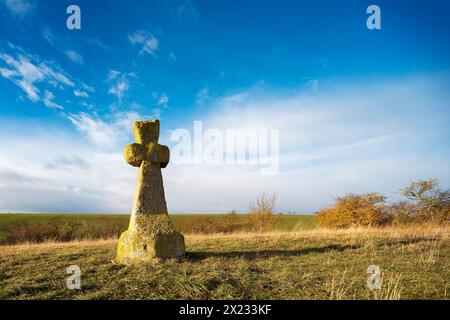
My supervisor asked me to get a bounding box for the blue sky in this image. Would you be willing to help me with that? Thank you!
[0,0,449,213]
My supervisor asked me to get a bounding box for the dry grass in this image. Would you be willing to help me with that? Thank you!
[0,225,448,300]
[326,269,356,300]
[368,273,404,300]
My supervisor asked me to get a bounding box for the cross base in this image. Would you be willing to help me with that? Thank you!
[116,214,185,263]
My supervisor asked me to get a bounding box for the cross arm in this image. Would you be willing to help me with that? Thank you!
[124,143,147,167]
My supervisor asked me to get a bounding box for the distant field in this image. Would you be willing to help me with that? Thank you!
[0,213,316,244]
[171,213,316,231]
[0,213,316,231]
[0,213,130,232]
[0,226,447,299]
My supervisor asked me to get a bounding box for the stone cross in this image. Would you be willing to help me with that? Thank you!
[116,120,185,263]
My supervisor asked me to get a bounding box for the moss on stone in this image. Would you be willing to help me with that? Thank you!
[133,120,160,144]
[124,143,147,167]
[116,119,185,264]
[116,215,185,264]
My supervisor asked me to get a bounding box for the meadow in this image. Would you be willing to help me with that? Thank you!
[0,225,448,299]
[0,213,316,244]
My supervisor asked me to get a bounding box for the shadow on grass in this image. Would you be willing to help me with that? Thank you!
[185,244,360,261]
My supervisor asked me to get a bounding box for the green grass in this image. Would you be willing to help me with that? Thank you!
[0,213,316,234]
[0,226,448,300]
[0,213,129,231]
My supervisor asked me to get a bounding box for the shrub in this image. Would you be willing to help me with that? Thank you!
[399,179,449,223]
[1,216,127,244]
[176,212,248,234]
[246,193,281,232]
[317,193,390,228]
[215,211,247,233]
[181,216,217,234]
[390,200,419,225]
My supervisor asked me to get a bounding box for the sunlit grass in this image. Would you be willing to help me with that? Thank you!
[0,225,448,300]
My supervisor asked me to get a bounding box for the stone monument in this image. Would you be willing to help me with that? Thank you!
[116,119,185,263]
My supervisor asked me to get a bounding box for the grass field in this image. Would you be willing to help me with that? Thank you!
[0,213,315,231]
[0,213,316,244]
[0,225,448,300]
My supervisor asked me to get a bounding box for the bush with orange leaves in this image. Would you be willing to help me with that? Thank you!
[317,193,391,228]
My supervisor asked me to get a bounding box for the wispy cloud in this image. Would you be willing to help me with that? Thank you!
[43,90,63,109]
[0,44,95,112]
[128,30,159,57]
[1,72,449,213]
[41,29,88,67]
[0,53,43,101]
[196,85,210,106]
[82,83,95,93]
[106,70,135,104]
[73,89,89,98]
[176,0,199,21]
[0,124,136,213]
[42,29,56,45]
[306,79,319,92]
[168,52,177,62]
[108,81,128,102]
[162,72,450,212]
[67,113,117,147]
[64,50,84,64]
[44,155,91,172]
[153,92,169,108]
[2,0,32,17]
[0,48,75,104]
[84,37,110,50]
[67,111,142,147]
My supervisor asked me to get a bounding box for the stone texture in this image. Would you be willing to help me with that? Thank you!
[116,120,185,264]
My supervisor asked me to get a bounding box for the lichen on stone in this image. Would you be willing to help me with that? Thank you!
[116,120,185,264]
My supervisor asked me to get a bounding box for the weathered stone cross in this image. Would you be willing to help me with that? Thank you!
[116,120,185,263]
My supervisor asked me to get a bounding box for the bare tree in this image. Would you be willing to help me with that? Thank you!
[247,192,281,232]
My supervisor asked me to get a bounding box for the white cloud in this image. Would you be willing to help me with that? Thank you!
[153,92,169,108]
[151,108,162,119]
[176,1,199,21]
[168,52,177,62]
[65,50,84,64]
[158,93,169,106]
[0,67,18,78]
[42,30,88,67]
[73,89,89,98]
[0,124,136,213]
[84,38,110,50]
[44,155,91,172]
[82,83,95,93]
[0,53,43,101]
[106,70,135,104]
[108,81,128,102]
[79,101,94,110]
[42,29,55,45]
[161,72,450,212]
[106,70,121,82]
[3,0,32,16]
[0,48,76,104]
[67,111,142,147]
[306,79,319,92]
[1,72,449,213]
[43,90,63,110]
[128,30,159,57]
[196,85,209,106]
[67,113,117,147]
